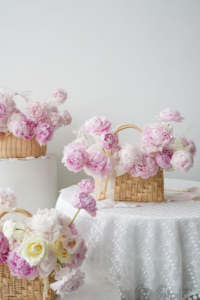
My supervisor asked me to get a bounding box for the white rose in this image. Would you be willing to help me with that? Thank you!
[3,219,16,240]
[17,235,49,266]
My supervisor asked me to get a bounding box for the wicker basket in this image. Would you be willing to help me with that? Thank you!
[0,209,56,300]
[0,133,47,158]
[97,124,164,202]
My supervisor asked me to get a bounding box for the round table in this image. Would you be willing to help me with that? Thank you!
[56,179,200,300]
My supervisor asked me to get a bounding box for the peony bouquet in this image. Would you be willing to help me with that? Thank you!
[0,185,97,298]
[0,87,72,145]
[62,109,196,179]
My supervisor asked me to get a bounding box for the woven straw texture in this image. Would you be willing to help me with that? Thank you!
[97,123,164,202]
[0,209,56,300]
[0,133,47,158]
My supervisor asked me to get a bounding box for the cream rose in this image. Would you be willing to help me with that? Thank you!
[50,235,73,263]
[17,235,49,266]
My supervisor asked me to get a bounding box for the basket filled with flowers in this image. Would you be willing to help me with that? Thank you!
[0,87,72,158]
[0,186,97,300]
[62,109,196,202]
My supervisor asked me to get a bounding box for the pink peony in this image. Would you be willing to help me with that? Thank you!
[181,137,196,156]
[38,249,57,278]
[12,121,29,139]
[0,188,17,208]
[85,150,114,178]
[131,154,159,179]
[62,235,82,255]
[48,112,63,130]
[77,179,95,193]
[118,143,143,172]
[71,191,97,217]
[50,88,67,105]
[62,142,88,172]
[26,102,48,123]
[154,147,174,170]
[35,123,54,145]
[65,240,87,269]
[159,108,184,123]
[60,110,72,126]
[0,230,9,264]
[84,116,112,135]
[51,268,85,296]
[101,132,119,150]
[170,150,193,172]
[141,123,175,153]
[27,208,71,243]
[7,246,38,280]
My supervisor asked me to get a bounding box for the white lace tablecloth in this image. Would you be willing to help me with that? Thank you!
[56,179,200,300]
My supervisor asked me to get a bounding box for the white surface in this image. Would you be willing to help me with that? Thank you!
[0,156,57,214]
[55,277,120,300]
[0,0,200,190]
[56,178,200,300]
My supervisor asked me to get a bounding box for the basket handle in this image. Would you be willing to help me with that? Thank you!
[114,124,142,135]
[0,208,32,220]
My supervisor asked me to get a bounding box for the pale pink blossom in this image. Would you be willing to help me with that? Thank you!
[85,150,114,178]
[131,154,159,179]
[48,112,63,130]
[0,188,17,208]
[154,147,174,170]
[62,142,88,172]
[7,246,38,280]
[65,240,87,269]
[27,208,71,243]
[71,191,97,217]
[62,235,82,255]
[50,88,67,105]
[181,137,196,156]
[7,113,25,132]
[77,179,95,193]
[101,132,119,150]
[84,116,112,135]
[26,102,48,123]
[0,230,9,264]
[38,249,57,278]
[12,121,35,140]
[159,108,184,123]
[170,150,193,172]
[0,92,16,114]
[141,123,175,153]
[61,110,72,126]
[50,268,85,296]
[35,123,54,145]
[118,143,143,172]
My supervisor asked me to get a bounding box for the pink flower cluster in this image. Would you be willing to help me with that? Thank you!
[63,110,196,180]
[0,88,72,145]
[71,179,97,217]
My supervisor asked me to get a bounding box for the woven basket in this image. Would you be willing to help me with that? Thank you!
[0,209,56,300]
[0,133,47,158]
[97,124,164,202]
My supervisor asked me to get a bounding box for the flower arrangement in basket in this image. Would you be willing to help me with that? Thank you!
[0,87,72,158]
[62,109,196,202]
[0,186,97,300]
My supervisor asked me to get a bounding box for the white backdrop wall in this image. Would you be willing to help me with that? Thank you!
[0,0,199,191]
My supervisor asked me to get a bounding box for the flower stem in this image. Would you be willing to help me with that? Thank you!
[69,209,80,226]
[57,258,63,268]
[16,228,26,232]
